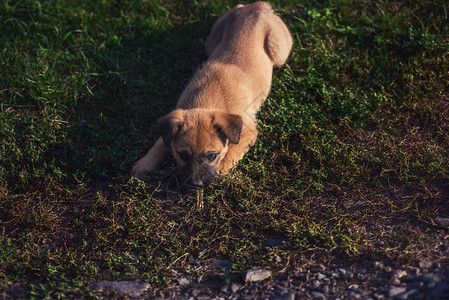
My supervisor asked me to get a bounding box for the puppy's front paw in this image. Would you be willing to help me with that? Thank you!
[131,158,156,178]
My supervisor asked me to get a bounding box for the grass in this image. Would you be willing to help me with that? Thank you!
[1,0,448,297]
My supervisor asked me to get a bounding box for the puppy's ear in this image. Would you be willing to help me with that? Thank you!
[214,112,243,145]
[158,110,184,145]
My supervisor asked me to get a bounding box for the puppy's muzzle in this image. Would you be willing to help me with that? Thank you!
[180,163,217,188]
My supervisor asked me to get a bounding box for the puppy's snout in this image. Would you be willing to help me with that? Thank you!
[181,162,216,188]
[191,178,204,188]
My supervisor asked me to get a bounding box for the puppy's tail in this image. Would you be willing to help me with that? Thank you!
[264,12,293,67]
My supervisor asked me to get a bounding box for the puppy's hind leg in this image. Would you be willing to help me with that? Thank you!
[131,137,170,178]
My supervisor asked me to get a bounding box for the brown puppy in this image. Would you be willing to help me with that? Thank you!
[132,1,292,187]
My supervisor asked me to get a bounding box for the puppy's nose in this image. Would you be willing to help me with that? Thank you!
[191,178,204,188]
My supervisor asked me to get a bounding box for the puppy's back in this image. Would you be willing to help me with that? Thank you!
[205,1,292,67]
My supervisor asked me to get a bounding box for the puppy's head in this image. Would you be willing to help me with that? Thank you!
[158,109,242,187]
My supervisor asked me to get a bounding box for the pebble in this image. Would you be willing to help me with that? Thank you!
[188,254,198,265]
[395,289,419,300]
[434,218,449,227]
[317,273,326,280]
[177,277,190,286]
[310,264,326,273]
[392,270,407,279]
[230,283,241,293]
[212,259,233,271]
[310,291,326,299]
[190,289,201,297]
[336,268,347,275]
[243,268,272,283]
[388,287,406,297]
[89,281,150,298]
[263,239,290,247]
[418,261,432,269]
[311,280,321,288]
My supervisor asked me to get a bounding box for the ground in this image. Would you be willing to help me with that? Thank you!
[0,0,448,299]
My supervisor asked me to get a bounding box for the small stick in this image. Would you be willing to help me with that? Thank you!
[196,189,204,209]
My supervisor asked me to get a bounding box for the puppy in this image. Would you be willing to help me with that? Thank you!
[132,1,292,187]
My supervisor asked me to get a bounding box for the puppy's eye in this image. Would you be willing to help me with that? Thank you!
[178,152,190,161]
[207,153,217,162]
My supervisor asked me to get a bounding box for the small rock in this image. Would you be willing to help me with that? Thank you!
[373,261,384,270]
[373,292,385,299]
[395,289,419,300]
[188,254,198,265]
[177,277,189,286]
[190,289,201,297]
[349,292,362,299]
[311,280,321,288]
[317,273,326,280]
[196,275,203,283]
[212,259,233,271]
[220,285,230,293]
[310,291,326,299]
[280,292,295,300]
[336,268,347,275]
[275,255,282,262]
[434,217,449,227]
[418,261,432,269]
[243,268,272,283]
[388,287,406,298]
[310,264,326,273]
[421,273,442,284]
[170,269,178,275]
[89,281,150,298]
[230,283,241,293]
[263,239,290,247]
[392,270,407,279]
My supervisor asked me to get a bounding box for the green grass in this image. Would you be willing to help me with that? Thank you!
[1,0,448,297]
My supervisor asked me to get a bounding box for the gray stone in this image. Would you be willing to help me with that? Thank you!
[177,277,190,286]
[220,285,230,293]
[337,268,347,275]
[421,273,442,284]
[190,289,201,297]
[89,281,150,298]
[395,289,419,300]
[311,280,321,288]
[212,259,234,271]
[317,273,326,280]
[310,291,326,299]
[263,239,290,247]
[188,254,198,265]
[373,292,385,299]
[310,264,326,273]
[434,218,449,227]
[230,283,241,293]
[418,261,432,269]
[243,268,272,283]
[392,270,407,279]
[388,287,406,298]
[373,261,384,270]
[275,292,295,300]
